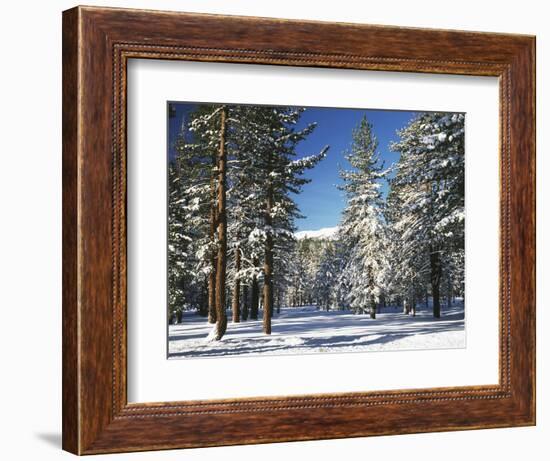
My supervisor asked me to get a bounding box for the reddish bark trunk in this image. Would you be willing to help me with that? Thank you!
[232,246,241,323]
[214,107,228,339]
[250,259,259,320]
[263,185,273,334]
[207,154,217,324]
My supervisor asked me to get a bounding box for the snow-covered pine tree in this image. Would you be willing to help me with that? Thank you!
[304,238,326,306]
[167,163,188,323]
[183,105,227,325]
[287,237,329,308]
[384,176,421,314]
[313,241,339,310]
[338,116,387,318]
[272,236,295,314]
[286,243,304,307]
[168,124,186,323]
[226,106,268,323]
[330,236,352,311]
[168,117,212,321]
[390,112,465,318]
[287,238,310,307]
[237,106,328,334]
[187,104,234,339]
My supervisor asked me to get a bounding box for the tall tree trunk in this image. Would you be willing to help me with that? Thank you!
[207,154,218,324]
[241,284,249,321]
[368,266,376,319]
[207,267,217,323]
[232,246,241,323]
[430,246,442,318]
[214,106,228,339]
[199,280,208,317]
[263,185,274,334]
[447,271,452,308]
[251,262,259,320]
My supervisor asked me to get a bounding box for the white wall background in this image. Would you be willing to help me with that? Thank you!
[0,1,546,459]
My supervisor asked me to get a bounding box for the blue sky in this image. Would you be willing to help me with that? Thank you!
[168,103,417,232]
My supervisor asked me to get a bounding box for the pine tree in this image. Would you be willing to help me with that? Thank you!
[252,107,328,334]
[182,105,227,324]
[338,116,387,318]
[221,105,327,333]
[390,112,465,317]
[167,163,187,323]
[226,105,269,323]
[168,117,212,319]
[288,237,329,307]
[314,241,339,310]
[187,105,233,339]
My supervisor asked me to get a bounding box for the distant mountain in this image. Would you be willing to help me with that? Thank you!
[295,226,339,240]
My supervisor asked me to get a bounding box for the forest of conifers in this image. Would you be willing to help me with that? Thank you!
[168,104,465,342]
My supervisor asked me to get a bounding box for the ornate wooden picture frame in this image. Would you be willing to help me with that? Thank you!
[62,5,535,455]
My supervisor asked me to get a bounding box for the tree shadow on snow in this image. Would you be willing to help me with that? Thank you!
[168,304,465,359]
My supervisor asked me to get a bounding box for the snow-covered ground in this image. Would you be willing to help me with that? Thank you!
[168,303,465,359]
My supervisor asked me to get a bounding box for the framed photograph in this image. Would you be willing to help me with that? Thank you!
[62,6,535,455]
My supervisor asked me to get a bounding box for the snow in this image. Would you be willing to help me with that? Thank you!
[168,302,465,359]
[295,226,339,240]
